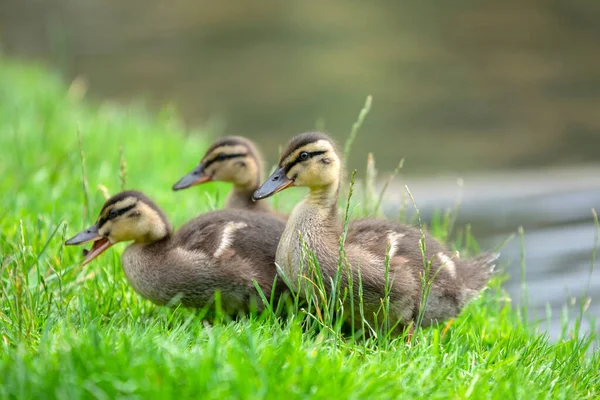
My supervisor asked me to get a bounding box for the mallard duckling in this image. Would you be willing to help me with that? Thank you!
[172,136,274,213]
[253,132,496,331]
[65,190,286,313]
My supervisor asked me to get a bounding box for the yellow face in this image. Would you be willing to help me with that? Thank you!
[279,140,340,188]
[253,136,341,200]
[173,139,260,191]
[65,193,170,265]
[97,197,169,244]
[200,144,258,186]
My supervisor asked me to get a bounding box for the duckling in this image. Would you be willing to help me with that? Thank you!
[65,190,286,313]
[172,136,274,213]
[253,132,497,331]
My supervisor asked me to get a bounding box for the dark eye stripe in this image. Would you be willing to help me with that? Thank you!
[99,203,137,227]
[284,150,326,172]
[204,153,246,169]
[115,203,136,217]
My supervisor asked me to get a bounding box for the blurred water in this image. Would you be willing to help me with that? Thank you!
[1,0,600,336]
[1,0,600,172]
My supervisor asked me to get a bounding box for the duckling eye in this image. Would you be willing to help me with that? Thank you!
[108,209,118,219]
[299,152,309,161]
[216,153,226,161]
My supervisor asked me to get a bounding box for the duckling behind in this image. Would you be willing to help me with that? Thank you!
[66,190,286,313]
[253,132,497,330]
[173,136,274,213]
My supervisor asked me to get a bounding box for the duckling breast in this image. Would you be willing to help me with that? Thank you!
[275,202,340,291]
[121,243,214,306]
[275,224,303,289]
[121,244,173,305]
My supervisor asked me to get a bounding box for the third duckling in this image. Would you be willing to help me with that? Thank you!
[173,136,274,214]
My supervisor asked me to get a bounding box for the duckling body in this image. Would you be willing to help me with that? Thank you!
[121,209,285,310]
[254,132,496,330]
[173,136,276,215]
[66,191,286,313]
[348,218,495,324]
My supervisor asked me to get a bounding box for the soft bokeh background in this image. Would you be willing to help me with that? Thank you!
[1,0,599,336]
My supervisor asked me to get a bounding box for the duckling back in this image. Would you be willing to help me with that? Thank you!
[347,218,497,326]
[121,209,286,313]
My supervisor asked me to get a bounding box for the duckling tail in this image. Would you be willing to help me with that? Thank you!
[477,252,500,275]
[457,252,499,306]
[465,252,499,291]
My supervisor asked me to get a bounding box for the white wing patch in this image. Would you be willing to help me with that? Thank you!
[386,232,406,259]
[214,221,248,257]
[436,252,457,278]
[173,247,209,264]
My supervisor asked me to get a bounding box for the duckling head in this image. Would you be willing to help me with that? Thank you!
[65,190,172,265]
[173,136,262,191]
[253,132,341,200]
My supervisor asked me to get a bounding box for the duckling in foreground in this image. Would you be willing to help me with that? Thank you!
[253,132,497,331]
[172,136,274,213]
[65,190,286,313]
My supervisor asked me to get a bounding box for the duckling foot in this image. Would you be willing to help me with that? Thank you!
[405,324,415,344]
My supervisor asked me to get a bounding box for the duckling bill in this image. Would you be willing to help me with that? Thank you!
[252,166,293,199]
[172,164,212,190]
[65,223,111,265]
[65,190,287,312]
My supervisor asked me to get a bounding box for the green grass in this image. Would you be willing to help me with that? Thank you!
[1,58,599,399]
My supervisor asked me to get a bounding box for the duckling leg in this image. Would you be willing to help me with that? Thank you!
[405,323,415,344]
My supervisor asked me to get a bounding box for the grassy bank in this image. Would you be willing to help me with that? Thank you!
[0,59,599,399]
